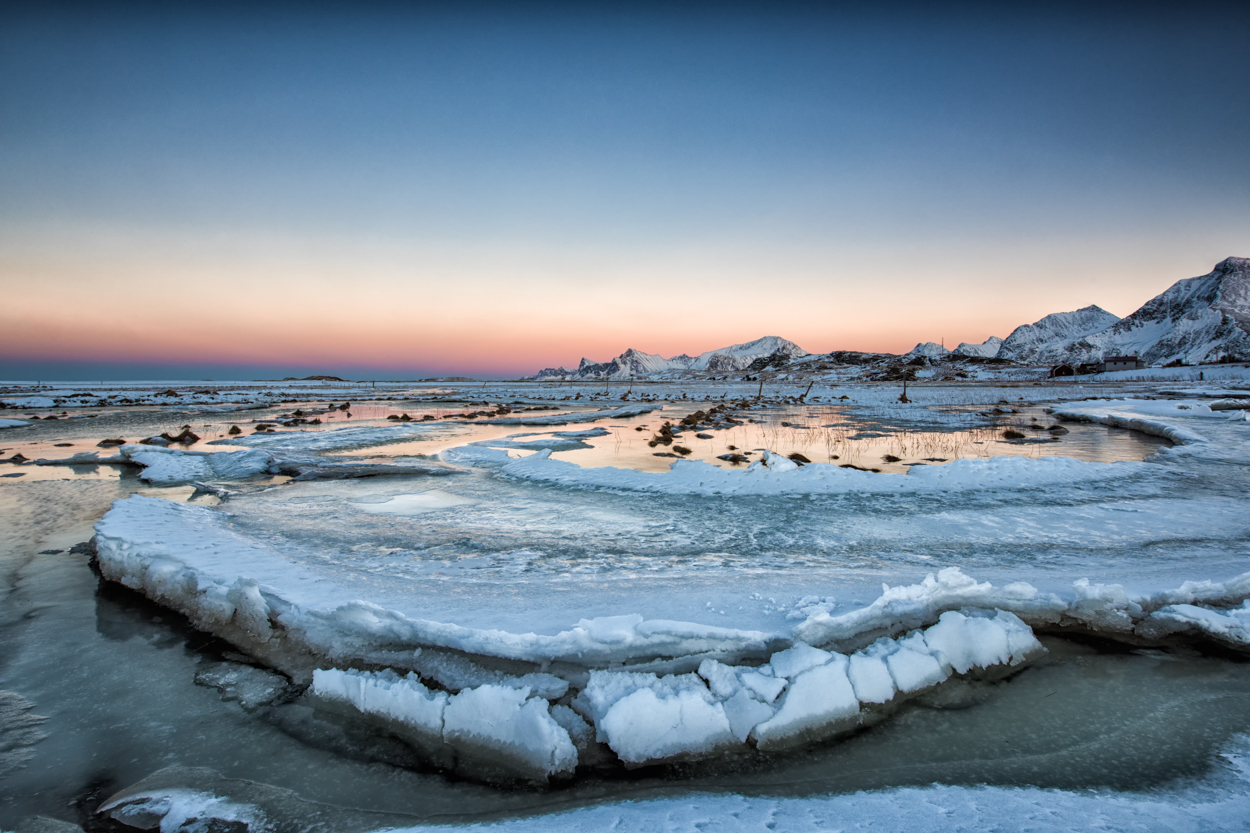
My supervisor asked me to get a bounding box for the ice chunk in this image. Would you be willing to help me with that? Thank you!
[102,790,263,833]
[697,658,742,699]
[739,669,786,704]
[0,418,31,428]
[127,449,213,482]
[440,445,516,467]
[581,670,709,728]
[1068,578,1142,632]
[443,684,578,777]
[1138,601,1250,647]
[847,653,895,704]
[119,444,276,483]
[549,704,597,757]
[722,688,777,742]
[923,611,1006,674]
[752,654,859,749]
[598,686,735,763]
[884,634,948,693]
[194,661,288,709]
[757,449,799,472]
[311,668,447,737]
[768,642,832,678]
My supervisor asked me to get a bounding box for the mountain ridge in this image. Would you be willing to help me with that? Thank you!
[528,258,1250,378]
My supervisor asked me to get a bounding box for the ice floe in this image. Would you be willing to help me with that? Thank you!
[119,445,278,483]
[477,405,658,425]
[489,447,1147,496]
[210,421,464,452]
[91,489,1250,779]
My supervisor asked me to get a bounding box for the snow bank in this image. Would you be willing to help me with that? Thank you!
[0,418,30,429]
[492,448,1145,497]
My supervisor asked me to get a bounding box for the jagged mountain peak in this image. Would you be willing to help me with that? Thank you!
[996,305,1122,364]
[532,337,809,379]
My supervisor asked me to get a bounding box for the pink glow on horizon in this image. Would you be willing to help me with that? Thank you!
[0,295,1024,374]
[6,226,1234,376]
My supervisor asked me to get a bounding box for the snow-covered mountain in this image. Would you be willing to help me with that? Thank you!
[1059,257,1250,365]
[995,306,1122,365]
[533,337,809,380]
[529,258,1250,379]
[953,336,1003,358]
[903,342,951,359]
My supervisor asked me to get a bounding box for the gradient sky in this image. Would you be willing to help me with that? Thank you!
[2,1,1249,380]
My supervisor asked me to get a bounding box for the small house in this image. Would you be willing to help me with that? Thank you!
[1099,355,1145,372]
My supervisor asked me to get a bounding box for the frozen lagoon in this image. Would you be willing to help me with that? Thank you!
[2,379,1250,831]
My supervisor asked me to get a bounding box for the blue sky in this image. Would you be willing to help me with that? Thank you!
[2,1,1248,379]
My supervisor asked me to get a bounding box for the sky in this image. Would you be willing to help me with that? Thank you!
[2,1,1249,380]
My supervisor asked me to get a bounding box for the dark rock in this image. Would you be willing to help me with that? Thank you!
[160,429,200,445]
[97,438,127,447]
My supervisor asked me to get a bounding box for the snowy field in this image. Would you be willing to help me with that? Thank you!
[2,378,1249,831]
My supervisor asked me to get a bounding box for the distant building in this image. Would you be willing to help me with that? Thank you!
[1048,363,1076,378]
[1099,355,1145,372]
